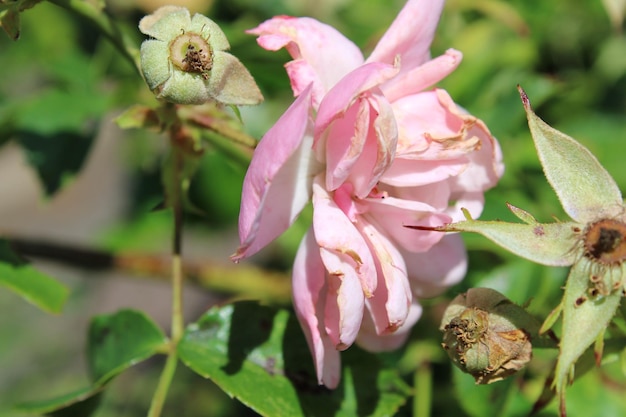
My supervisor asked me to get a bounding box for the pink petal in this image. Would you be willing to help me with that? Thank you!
[357,218,411,335]
[383,49,462,102]
[392,89,480,160]
[248,16,364,106]
[357,300,422,352]
[312,176,378,297]
[366,195,451,253]
[405,234,467,298]
[232,86,319,261]
[320,250,365,350]
[322,91,397,197]
[379,157,469,187]
[292,230,341,388]
[367,0,445,75]
[314,62,398,139]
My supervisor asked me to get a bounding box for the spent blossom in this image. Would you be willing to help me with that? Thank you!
[233,0,503,388]
[139,6,263,105]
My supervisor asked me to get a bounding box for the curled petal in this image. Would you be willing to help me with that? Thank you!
[315,62,398,139]
[292,230,341,388]
[392,89,480,159]
[321,250,365,350]
[357,218,411,335]
[248,16,364,105]
[358,301,422,352]
[233,86,318,261]
[404,234,467,298]
[367,0,444,73]
[383,49,462,102]
[322,91,397,197]
[312,177,377,296]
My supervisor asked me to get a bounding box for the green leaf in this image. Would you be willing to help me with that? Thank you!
[88,309,168,384]
[519,86,623,222]
[178,301,411,417]
[14,386,102,416]
[0,240,68,313]
[554,258,622,408]
[16,130,95,196]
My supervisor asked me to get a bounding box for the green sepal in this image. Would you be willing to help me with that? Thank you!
[115,104,162,130]
[519,86,623,222]
[554,258,622,408]
[439,207,577,267]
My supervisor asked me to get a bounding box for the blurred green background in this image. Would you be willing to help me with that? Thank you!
[0,0,625,416]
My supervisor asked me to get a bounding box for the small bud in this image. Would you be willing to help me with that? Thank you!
[139,6,263,106]
[440,288,541,384]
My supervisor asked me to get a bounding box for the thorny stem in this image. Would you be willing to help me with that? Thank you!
[148,145,186,417]
[47,0,141,73]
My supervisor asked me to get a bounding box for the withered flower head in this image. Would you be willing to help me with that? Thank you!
[441,288,541,384]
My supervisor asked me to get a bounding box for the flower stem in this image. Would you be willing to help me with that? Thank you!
[148,138,186,416]
[46,0,141,73]
[413,361,432,417]
[147,345,178,417]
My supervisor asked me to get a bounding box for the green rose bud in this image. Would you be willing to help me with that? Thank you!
[139,6,263,106]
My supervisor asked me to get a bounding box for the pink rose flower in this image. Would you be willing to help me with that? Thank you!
[232,0,503,388]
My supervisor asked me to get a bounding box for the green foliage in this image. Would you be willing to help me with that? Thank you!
[179,301,412,417]
[0,240,68,313]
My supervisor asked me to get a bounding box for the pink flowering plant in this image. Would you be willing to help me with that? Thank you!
[233,0,503,388]
[2,1,626,417]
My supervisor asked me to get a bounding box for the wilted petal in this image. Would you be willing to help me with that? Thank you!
[248,16,364,105]
[323,91,397,197]
[404,234,467,298]
[383,49,462,102]
[292,230,341,388]
[314,62,398,139]
[312,177,377,296]
[520,87,622,222]
[367,0,444,72]
[358,301,422,352]
[320,252,365,350]
[233,86,318,260]
[393,89,480,159]
[357,218,411,334]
